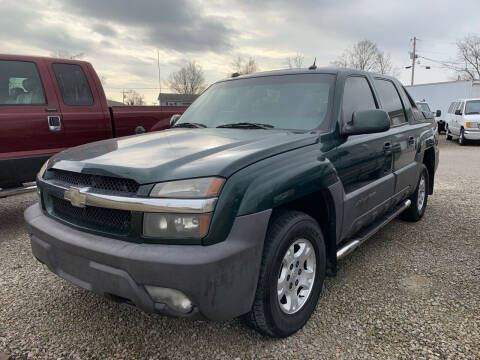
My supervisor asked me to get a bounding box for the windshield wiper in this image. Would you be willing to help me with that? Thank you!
[173,122,207,128]
[466,112,480,115]
[216,122,274,129]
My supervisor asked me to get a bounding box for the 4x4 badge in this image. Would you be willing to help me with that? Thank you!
[64,188,87,208]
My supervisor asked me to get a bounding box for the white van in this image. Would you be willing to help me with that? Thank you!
[445,98,480,145]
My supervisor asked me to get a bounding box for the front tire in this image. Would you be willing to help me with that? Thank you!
[459,128,466,146]
[400,164,429,222]
[245,211,326,338]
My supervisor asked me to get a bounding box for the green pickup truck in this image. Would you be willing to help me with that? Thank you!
[25,68,439,338]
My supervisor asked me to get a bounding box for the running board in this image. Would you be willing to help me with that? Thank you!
[0,184,37,199]
[336,199,411,260]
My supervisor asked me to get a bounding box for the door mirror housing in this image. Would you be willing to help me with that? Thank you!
[170,114,181,127]
[342,109,391,136]
[454,109,462,116]
[435,110,441,117]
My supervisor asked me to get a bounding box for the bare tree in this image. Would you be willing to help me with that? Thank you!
[286,53,304,69]
[168,61,206,94]
[455,34,480,80]
[232,55,258,75]
[123,90,145,106]
[332,40,396,75]
[376,51,394,75]
[51,50,84,60]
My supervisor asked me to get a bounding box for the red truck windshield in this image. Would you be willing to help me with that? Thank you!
[178,73,335,131]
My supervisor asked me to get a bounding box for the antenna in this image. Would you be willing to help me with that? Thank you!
[309,57,317,70]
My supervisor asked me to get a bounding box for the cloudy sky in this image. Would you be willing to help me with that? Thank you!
[2,0,479,104]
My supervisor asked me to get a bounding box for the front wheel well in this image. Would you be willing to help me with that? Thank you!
[271,190,337,276]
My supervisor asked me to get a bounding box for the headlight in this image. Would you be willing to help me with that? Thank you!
[38,160,49,179]
[144,177,224,239]
[466,122,478,129]
[143,213,211,239]
[150,177,224,198]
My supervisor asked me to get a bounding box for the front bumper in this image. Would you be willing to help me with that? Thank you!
[464,130,480,140]
[25,204,271,321]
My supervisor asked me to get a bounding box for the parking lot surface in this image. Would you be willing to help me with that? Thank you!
[1,136,479,360]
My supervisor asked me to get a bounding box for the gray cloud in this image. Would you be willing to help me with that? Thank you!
[61,0,234,52]
[92,24,118,37]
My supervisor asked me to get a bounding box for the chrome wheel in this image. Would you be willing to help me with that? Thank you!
[277,238,316,314]
[417,175,426,212]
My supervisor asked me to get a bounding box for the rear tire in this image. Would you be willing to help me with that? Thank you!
[400,164,429,222]
[445,126,452,140]
[245,211,326,338]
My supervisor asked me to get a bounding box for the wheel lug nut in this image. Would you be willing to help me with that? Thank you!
[289,283,293,289]
[287,275,290,281]
[296,261,299,267]
[290,264,293,270]
[298,269,301,275]
[295,279,299,286]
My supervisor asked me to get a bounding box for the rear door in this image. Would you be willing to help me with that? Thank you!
[0,57,64,186]
[48,61,110,148]
[375,78,418,196]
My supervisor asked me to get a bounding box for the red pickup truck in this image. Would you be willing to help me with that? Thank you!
[0,54,187,192]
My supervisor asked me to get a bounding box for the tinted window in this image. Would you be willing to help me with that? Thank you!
[342,76,377,124]
[402,86,417,108]
[178,74,335,130]
[0,60,46,105]
[465,100,480,115]
[52,63,93,106]
[375,79,406,126]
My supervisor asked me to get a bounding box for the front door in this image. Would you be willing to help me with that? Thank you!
[0,58,64,187]
[331,75,395,240]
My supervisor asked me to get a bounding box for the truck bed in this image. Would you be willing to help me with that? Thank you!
[110,106,188,137]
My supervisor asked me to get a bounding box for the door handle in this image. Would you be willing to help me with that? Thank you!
[45,108,57,112]
[383,142,392,153]
[408,136,415,145]
[47,116,62,131]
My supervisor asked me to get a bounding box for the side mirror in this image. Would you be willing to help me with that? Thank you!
[454,109,462,116]
[435,110,441,117]
[170,114,181,127]
[342,109,391,136]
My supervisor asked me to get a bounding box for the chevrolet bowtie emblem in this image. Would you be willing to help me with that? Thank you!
[64,188,88,208]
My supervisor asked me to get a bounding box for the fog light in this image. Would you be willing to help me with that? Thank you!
[145,286,193,313]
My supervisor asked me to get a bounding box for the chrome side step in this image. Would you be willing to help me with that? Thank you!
[336,199,411,260]
[0,184,37,199]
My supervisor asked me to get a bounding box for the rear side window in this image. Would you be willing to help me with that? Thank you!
[375,79,407,126]
[342,76,377,123]
[447,102,455,113]
[0,60,46,105]
[52,63,94,106]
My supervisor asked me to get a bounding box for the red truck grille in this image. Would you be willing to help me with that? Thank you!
[50,169,139,194]
[50,195,131,235]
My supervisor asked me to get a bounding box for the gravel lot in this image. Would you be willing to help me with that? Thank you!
[1,136,479,360]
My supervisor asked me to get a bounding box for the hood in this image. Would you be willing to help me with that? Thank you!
[49,129,319,184]
[464,114,480,122]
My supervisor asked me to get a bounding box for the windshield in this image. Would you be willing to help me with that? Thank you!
[177,73,335,130]
[465,100,480,115]
[416,102,431,112]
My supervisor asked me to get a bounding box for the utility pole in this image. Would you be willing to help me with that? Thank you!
[157,49,161,106]
[410,36,417,86]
